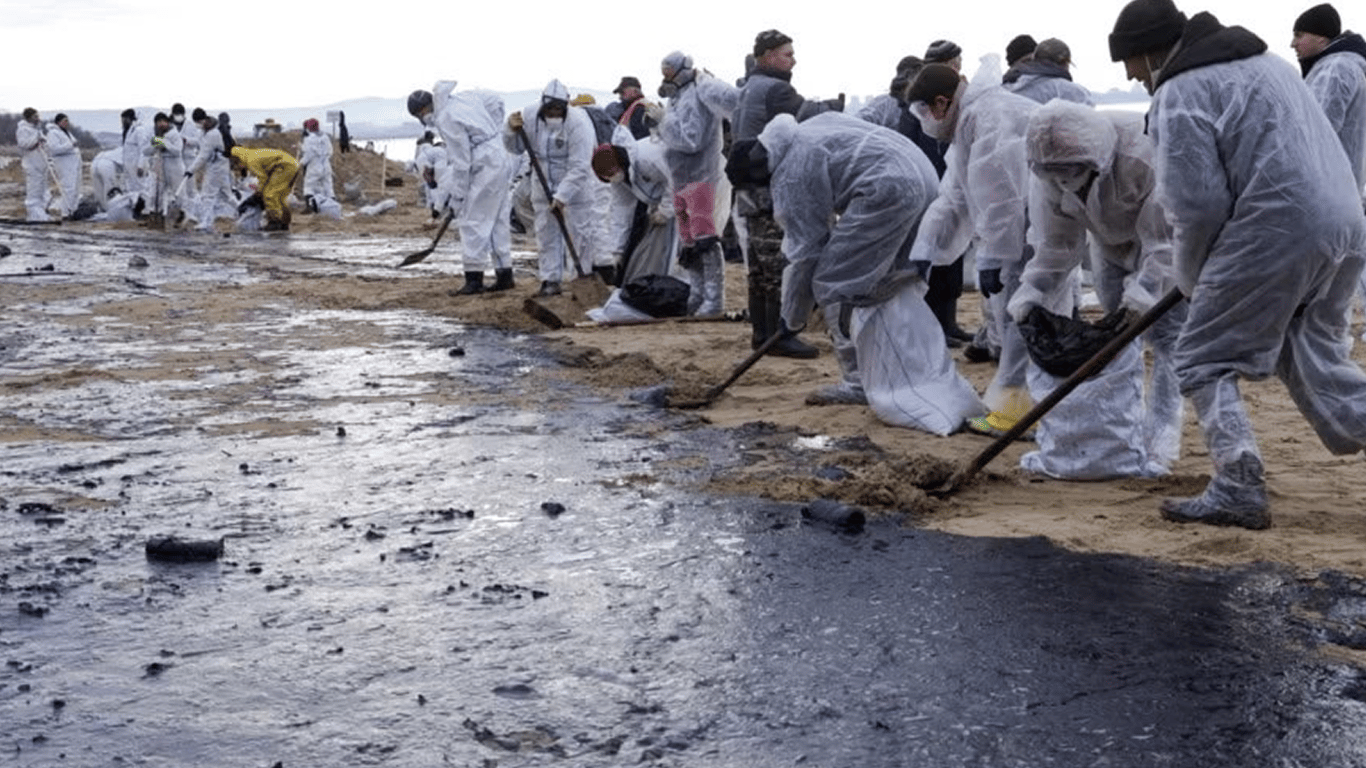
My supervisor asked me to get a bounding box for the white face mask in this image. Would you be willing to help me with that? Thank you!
[543,116,564,129]
[911,100,956,142]
[608,170,625,184]
[421,112,435,128]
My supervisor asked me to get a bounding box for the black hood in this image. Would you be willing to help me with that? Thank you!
[1300,31,1366,77]
[1154,12,1267,91]
[1002,59,1073,85]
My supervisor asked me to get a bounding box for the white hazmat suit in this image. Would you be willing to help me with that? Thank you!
[1147,17,1366,526]
[186,117,237,231]
[430,81,514,281]
[300,128,335,203]
[15,117,52,221]
[504,80,599,289]
[909,55,1039,427]
[45,123,81,215]
[1009,101,1186,478]
[763,112,986,435]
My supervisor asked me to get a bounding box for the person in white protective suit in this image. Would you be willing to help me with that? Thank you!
[45,114,82,216]
[1002,38,1095,106]
[410,82,516,295]
[15,108,53,221]
[184,110,237,232]
[590,134,678,286]
[172,104,199,201]
[90,147,124,211]
[657,50,738,317]
[1293,4,1366,199]
[119,109,151,215]
[1110,0,1366,529]
[299,118,336,210]
[740,112,985,433]
[143,112,187,220]
[906,58,1040,436]
[1006,100,1187,479]
[503,79,598,297]
[412,132,448,213]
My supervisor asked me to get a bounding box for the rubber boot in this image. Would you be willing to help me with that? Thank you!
[1160,376,1270,529]
[490,268,515,292]
[748,280,769,350]
[695,241,724,317]
[537,280,562,297]
[453,271,484,296]
[765,286,819,359]
[594,264,616,287]
[806,303,865,405]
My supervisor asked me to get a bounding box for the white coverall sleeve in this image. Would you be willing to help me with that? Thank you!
[501,106,533,154]
[45,127,75,157]
[963,128,1030,271]
[16,122,43,151]
[771,148,834,329]
[908,145,975,266]
[1009,177,1088,322]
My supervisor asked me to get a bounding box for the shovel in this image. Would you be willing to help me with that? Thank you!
[669,328,787,409]
[147,152,166,230]
[928,287,1185,497]
[396,210,455,267]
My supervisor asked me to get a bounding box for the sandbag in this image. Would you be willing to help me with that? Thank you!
[1020,340,1167,480]
[619,274,691,318]
[853,281,986,436]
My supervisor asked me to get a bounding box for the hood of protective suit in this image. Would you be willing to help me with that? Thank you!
[542,79,570,103]
[1026,100,1117,170]
[756,113,799,174]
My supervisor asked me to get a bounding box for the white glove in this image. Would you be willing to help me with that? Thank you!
[649,207,670,226]
[643,102,665,124]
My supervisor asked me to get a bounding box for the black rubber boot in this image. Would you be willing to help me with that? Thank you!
[748,281,769,350]
[490,268,515,292]
[537,280,562,297]
[452,271,484,295]
[594,265,617,286]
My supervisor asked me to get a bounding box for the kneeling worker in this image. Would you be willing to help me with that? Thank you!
[229,145,300,232]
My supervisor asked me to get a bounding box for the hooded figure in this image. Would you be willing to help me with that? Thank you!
[15,108,52,221]
[1109,1,1366,529]
[90,147,125,211]
[657,51,738,316]
[503,78,600,296]
[46,114,82,216]
[229,146,299,231]
[592,135,678,285]
[907,55,1040,435]
[411,81,515,294]
[1008,100,1188,478]
[299,117,336,206]
[186,112,236,231]
[756,112,984,433]
[1292,5,1366,200]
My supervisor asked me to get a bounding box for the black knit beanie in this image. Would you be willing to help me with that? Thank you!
[1006,34,1037,66]
[1109,0,1188,61]
[1294,4,1341,38]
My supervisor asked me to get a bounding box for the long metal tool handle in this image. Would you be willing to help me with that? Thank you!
[947,287,1185,490]
[515,123,587,278]
[41,146,69,218]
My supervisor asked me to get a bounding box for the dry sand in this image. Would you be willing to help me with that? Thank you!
[4,139,1366,579]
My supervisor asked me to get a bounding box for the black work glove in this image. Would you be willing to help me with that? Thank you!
[237,192,264,215]
[183,172,193,179]
[978,268,1004,298]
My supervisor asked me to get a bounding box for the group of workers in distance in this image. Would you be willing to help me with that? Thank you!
[407,0,1366,533]
[14,104,342,232]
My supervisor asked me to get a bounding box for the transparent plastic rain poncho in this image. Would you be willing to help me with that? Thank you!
[909,55,1039,410]
[432,81,513,272]
[657,67,737,189]
[1151,51,1366,455]
[761,112,985,435]
[1303,36,1366,195]
[1007,102,1187,476]
[609,136,679,283]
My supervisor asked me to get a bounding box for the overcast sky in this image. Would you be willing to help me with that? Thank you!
[6,0,1310,114]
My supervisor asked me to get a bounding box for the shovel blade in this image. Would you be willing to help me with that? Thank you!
[396,248,435,268]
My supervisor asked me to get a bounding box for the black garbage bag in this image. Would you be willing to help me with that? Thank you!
[619,274,691,318]
[1017,306,1131,379]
